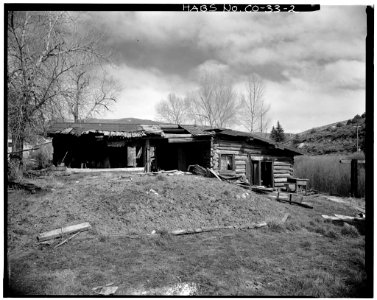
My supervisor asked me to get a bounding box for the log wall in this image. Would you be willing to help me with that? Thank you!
[212,137,295,187]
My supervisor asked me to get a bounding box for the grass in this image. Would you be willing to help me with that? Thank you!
[294,154,365,197]
[6,172,368,296]
[7,224,366,296]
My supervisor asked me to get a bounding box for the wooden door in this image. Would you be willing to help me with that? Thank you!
[251,160,261,185]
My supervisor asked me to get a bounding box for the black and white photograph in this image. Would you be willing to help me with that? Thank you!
[5,3,372,297]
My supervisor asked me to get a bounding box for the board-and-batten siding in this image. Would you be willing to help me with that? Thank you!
[211,138,294,187]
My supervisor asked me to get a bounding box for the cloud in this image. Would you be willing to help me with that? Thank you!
[79,6,366,132]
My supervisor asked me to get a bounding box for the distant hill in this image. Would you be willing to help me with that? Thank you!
[85,118,167,125]
[284,113,366,155]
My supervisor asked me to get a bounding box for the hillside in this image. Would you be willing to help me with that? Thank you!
[286,113,366,155]
[7,171,366,296]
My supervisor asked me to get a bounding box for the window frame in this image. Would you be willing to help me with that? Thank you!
[219,153,236,173]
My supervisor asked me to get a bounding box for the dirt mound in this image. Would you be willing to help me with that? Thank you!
[8,172,288,248]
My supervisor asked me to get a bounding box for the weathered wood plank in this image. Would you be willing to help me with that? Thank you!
[274,173,291,178]
[274,162,291,166]
[274,178,288,183]
[274,169,293,174]
[274,166,293,170]
[37,222,91,242]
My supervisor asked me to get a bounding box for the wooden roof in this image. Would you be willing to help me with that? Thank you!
[47,122,302,155]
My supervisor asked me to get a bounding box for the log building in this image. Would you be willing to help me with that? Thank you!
[48,122,302,188]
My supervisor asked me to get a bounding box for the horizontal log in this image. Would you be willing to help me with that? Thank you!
[235,161,246,165]
[274,162,291,166]
[274,178,288,183]
[165,134,193,138]
[168,138,198,143]
[273,183,286,187]
[274,169,293,174]
[274,166,293,170]
[69,167,144,173]
[216,150,239,155]
[274,173,291,178]
[37,222,91,242]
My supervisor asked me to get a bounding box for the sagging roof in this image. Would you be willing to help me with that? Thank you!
[215,129,303,155]
[47,122,302,155]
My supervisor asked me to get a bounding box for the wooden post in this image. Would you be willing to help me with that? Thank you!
[351,159,359,197]
[145,139,151,172]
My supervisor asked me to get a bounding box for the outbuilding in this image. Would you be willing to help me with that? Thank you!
[47,122,302,188]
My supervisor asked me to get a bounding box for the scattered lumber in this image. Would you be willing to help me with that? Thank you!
[251,186,274,194]
[281,213,290,224]
[169,222,267,236]
[54,231,81,248]
[67,167,144,173]
[276,197,313,209]
[187,164,209,177]
[207,168,222,181]
[37,222,91,242]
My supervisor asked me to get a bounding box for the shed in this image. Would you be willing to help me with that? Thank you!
[47,122,302,188]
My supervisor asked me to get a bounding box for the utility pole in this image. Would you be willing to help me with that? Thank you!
[353,125,360,152]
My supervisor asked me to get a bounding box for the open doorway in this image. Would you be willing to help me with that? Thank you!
[249,160,273,187]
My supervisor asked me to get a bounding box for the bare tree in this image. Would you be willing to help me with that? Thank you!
[61,67,118,122]
[7,11,111,178]
[187,71,239,128]
[239,74,270,133]
[155,93,187,124]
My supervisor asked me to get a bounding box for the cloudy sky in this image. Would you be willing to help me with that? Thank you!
[81,5,366,133]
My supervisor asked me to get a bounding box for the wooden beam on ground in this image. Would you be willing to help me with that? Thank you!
[67,167,145,173]
[37,222,91,242]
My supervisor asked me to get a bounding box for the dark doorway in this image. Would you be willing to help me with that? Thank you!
[261,161,273,187]
[250,160,260,185]
[249,160,273,187]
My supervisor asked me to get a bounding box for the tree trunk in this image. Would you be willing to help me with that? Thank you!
[9,134,24,181]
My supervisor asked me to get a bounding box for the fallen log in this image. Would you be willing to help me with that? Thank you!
[170,222,267,236]
[54,231,81,248]
[276,198,313,209]
[37,222,91,242]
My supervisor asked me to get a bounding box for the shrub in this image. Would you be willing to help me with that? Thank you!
[324,229,339,239]
[156,174,166,181]
[268,221,285,232]
[31,148,51,169]
[336,122,343,128]
[340,224,360,238]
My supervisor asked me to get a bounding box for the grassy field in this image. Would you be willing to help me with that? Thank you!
[294,154,365,197]
[6,170,368,296]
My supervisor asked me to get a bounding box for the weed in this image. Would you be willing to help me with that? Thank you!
[324,229,339,239]
[98,235,108,242]
[294,155,365,197]
[268,221,285,233]
[284,220,302,231]
[340,225,360,238]
[300,240,312,250]
[156,174,166,181]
